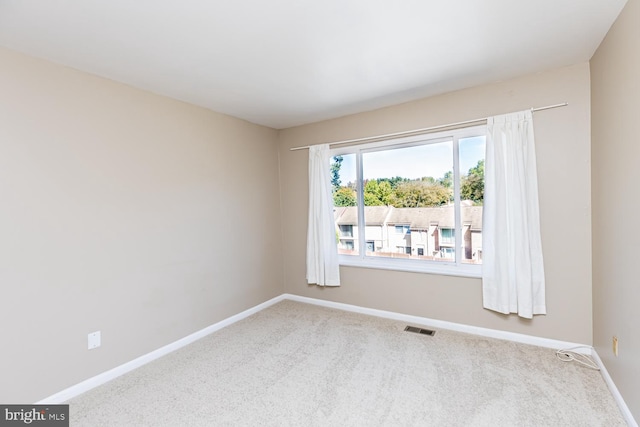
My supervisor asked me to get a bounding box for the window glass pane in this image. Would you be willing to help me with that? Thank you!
[459,136,485,264]
[332,154,358,255]
[441,228,455,243]
[361,141,454,261]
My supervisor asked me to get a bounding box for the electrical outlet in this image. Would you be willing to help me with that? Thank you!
[613,336,618,357]
[88,331,101,350]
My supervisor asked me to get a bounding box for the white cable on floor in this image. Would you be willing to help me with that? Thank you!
[555,346,600,370]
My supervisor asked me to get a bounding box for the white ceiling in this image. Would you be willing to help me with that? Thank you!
[0,1,627,129]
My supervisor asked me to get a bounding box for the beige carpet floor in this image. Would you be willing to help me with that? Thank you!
[68,300,626,426]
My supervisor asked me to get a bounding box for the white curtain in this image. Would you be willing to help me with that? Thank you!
[306,144,340,286]
[482,110,546,318]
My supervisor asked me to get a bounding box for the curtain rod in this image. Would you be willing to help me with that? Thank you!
[289,102,568,151]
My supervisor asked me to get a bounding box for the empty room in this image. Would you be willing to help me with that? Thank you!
[0,0,638,426]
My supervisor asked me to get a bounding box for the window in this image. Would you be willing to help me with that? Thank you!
[339,225,353,237]
[395,225,410,234]
[440,247,455,259]
[440,228,455,244]
[331,126,485,277]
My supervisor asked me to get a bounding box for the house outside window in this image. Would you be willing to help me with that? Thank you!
[331,126,485,277]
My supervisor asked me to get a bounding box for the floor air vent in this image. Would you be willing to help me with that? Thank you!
[404,326,436,336]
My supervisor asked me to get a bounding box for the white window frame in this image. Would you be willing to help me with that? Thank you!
[331,125,485,278]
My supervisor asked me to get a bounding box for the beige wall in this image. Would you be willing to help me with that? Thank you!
[0,47,284,403]
[591,0,640,420]
[278,63,592,344]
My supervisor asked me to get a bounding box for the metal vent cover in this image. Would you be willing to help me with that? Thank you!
[404,326,436,336]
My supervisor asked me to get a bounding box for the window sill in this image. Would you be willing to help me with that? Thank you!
[338,255,482,278]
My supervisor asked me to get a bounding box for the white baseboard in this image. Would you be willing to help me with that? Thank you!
[38,292,636,427]
[282,294,591,353]
[591,349,638,427]
[36,294,287,404]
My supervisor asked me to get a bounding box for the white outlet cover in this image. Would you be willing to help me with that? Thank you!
[88,331,101,350]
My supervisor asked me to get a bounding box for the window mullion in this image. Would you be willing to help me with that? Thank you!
[452,136,462,266]
[356,150,366,260]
